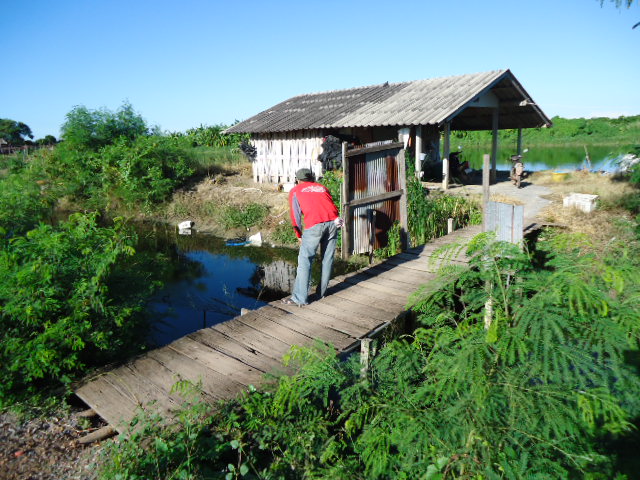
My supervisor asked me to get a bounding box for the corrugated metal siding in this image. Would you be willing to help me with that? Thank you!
[349,147,402,254]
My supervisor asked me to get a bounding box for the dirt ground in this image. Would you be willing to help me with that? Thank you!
[2,167,632,480]
[0,408,105,480]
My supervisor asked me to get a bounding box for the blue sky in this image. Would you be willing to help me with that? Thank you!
[2,0,639,139]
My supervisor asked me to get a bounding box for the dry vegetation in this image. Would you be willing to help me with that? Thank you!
[531,170,636,245]
[160,164,290,239]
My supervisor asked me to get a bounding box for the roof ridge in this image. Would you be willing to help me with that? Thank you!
[286,69,508,100]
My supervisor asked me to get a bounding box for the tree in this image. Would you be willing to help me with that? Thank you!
[0,119,33,145]
[35,135,57,146]
[60,102,149,151]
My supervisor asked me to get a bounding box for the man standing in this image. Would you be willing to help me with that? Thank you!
[282,168,343,306]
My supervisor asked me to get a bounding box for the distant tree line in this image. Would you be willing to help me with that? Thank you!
[454,115,640,146]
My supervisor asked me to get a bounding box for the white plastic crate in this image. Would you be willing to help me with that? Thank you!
[562,193,599,213]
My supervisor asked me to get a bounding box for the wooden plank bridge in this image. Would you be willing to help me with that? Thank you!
[75,225,482,433]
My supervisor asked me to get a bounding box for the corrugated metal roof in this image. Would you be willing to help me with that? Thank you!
[226,69,552,134]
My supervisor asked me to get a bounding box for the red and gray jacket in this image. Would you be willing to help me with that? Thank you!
[288,181,339,238]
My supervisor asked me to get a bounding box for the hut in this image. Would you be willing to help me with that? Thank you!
[225,69,552,189]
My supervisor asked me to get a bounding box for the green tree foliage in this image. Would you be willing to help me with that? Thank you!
[35,135,57,145]
[456,115,640,147]
[49,103,196,210]
[172,124,249,148]
[0,118,33,145]
[60,102,149,151]
[0,213,157,404]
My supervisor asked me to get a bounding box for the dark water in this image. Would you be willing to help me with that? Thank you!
[462,145,631,173]
[140,225,354,346]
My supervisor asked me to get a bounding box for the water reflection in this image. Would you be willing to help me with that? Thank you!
[461,145,630,173]
[139,224,352,347]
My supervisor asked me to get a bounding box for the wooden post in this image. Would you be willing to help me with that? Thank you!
[397,149,409,250]
[447,218,454,234]
[341,142,351,260]
[360,338,372,379]
[491,108,499,184]
[415,125,423,178]
[442,122,451,190]
[517,128,523,156]
[482,154,491,232]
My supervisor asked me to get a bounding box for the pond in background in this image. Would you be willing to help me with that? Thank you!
[138,224,355,347]
[461,145,631,173]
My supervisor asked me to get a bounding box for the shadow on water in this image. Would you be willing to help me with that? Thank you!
[136,222,357,347]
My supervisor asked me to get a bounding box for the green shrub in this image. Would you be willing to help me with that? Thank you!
[60,102,149,151]
[271,221,299,245]
[220,203,269,231]
[0,168,55,238]
[0,213,157,403]
[406,158,481,245]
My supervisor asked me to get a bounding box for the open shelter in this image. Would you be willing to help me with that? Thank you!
[225,69,552,188]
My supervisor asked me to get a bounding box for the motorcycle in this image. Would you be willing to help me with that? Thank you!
[510,154,525,188]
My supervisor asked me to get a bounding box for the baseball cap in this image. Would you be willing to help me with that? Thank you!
[295,168,314,181]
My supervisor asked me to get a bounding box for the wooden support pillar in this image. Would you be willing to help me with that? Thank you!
[442,122,451,190]
[415,126,423,178]
[482,153,491,232]
[360,338,373,379]
[341,142,350,260]
[491,108,499,184]
[517,128,523,156]
[397,149,409,250]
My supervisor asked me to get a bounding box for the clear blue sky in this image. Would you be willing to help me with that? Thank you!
[2,0,639,140]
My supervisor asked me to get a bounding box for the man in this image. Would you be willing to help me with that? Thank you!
[282,168,343,306]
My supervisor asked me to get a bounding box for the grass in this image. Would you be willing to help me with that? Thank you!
[530,170,638,245]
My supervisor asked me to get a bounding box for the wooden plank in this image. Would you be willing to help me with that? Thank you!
[302,297,382,330]
[125,355,213,406]
[235,311,315,348]
[341,274,412,300]
[75,375,140,432]
[347,190,402,208]
[341,271,415,296]
[187,328,282,374]
[101,365,182,421]
[329,283,406,312]
[321,287,401,318]
[212,320,292,363]
[365,264,432,285]
[169,336,265,387]
[345,141,404,157]
[309,295,390,327]
[257,305,352,348]
[277,301,366,339]
[150,347,248,402]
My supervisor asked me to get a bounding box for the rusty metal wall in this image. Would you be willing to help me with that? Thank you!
[349,147,402,254]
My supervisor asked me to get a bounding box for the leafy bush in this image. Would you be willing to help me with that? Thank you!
[0,213,157,403]
[60,102,149,151]
[271,221,299,246]
[0,165,56,238]
[406,158,481,245]
[100,136,195,208]
[220,203,269,231]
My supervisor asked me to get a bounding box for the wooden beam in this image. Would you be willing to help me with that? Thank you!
[415,126,422,178]
[345,141,404,157]
[347,190,403,208]
[397,149,408,250]
[491,107,499,184]
[442,122,451,190]
[342,141,351,260]
[483,154,491,231]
